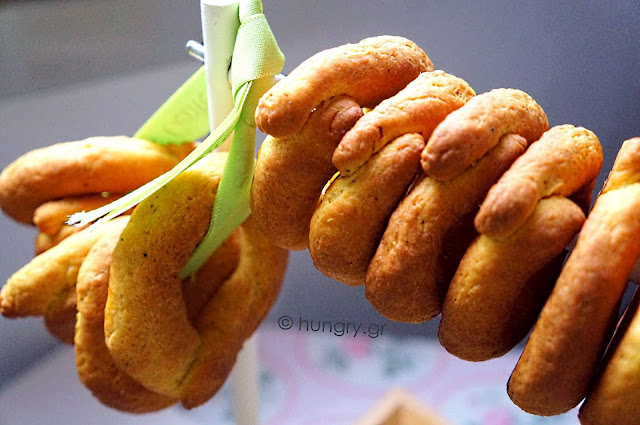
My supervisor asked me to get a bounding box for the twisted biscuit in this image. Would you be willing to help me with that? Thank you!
[475,124,602,238]
[251,96,363,250]
[0,136,194,224]
[309,133,425,286]
[105,152,288,408]
[75,215,242,413]
[366,134,527,322]
[74,216,178,413]
[307,71,476,286]
[333,70,476,175]
[0,217,130,343]
[421,88,549,180]
[252,36,434,250]
[439,125,602,361]
[255,35,433,138]
[508,136,632,416]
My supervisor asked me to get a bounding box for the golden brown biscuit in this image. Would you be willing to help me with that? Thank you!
[0,136,194,224]
[579,289,640,425]
[0,216,130,318]
[421,88,549,180]
[508,138,640,416]
[74,216,178,413]
[309,133,425,286]
[255,36,433,138]
[251,96,363,250]
[475,125,602,238]
[365,134,527,322]
[439,196,584,361]
[332,70,475,175]
[105,152,288,407]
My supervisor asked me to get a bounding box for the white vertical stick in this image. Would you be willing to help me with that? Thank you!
[200,2,260,425]
[201,0,238,130]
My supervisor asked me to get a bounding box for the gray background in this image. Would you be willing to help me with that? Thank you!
[1,0,639,393]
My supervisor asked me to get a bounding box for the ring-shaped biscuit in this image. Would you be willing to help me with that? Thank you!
[0,136,194,224]
[365,133,527,322]
[475,124,602,238]
[251,96,363,250]
[74,216,178,413]
[104,152,288,408]
[579,288,640,425]
[439,196,584,361]
[507,138,640,416]
[308,133,425,286]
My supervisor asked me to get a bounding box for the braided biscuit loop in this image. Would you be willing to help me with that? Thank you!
[251,96,363,250]
[0,217,130,343]
[74,216,178,413]
[308,133,425,286]
[333,70,476,175]
[421,88,549,180]
[508,138,639,416]
[255,36,433,138]
[105,152,288,408]
[0,136,194,224]
[366,134,527,323]
[475,124,603,238]
[439,196,584,362]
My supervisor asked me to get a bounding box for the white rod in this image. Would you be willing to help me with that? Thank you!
[201,0,238,131]
[200,1,260,425]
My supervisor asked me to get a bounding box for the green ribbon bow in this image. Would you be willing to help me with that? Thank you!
[68,0,285,278]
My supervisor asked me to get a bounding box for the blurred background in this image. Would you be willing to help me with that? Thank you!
[0,0,639,423]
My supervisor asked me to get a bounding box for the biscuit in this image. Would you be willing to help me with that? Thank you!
[439,196,584,361]
[579,289,640,425]
[255,36,433,138]
[0,136,194,224]
[74,216,178,413]
[475,125,602,238]
[309,133,425,286]
[0,216,130,319]
[365,134,527,322]
[251,96,363,250]
[508,138,640,415]
[332,70,475,175]
[104,152,288,407]
[421,88,549,180]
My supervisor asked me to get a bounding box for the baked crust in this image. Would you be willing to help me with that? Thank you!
[365,134,527,322]
[508,138,639,416]
[421,88,549,180]
[0,136,194,224]
[255,36,433,137]
[309,133,425,286]
[333,70,475,175]
[251,96,363,250]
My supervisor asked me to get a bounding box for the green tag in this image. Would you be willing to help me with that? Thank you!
[134,66,210,145]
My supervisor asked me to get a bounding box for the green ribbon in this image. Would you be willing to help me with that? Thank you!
[67,0,284,278]
[134,66,210,145]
